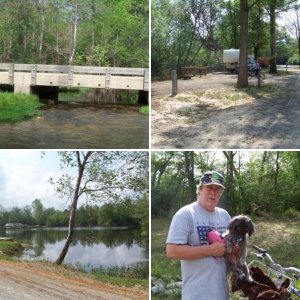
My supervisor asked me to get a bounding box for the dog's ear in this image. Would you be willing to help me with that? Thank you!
[228,216,239,233]
[247,218,254,237]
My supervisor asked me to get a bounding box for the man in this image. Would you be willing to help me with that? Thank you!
[166,171,231,300]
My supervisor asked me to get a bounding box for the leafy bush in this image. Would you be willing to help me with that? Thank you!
[283,208,300,220]
[288,56,300,65]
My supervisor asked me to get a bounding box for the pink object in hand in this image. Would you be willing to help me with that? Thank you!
[207,230,224,244]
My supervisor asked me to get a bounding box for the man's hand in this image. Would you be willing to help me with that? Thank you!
[209,241,226,257]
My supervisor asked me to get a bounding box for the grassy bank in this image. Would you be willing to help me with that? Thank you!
[89,262,148,288]
[0,93,41,122]
[152,216,300,299]
[0,240,23,258]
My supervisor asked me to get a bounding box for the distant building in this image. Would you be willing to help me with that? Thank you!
[5,223,24,228]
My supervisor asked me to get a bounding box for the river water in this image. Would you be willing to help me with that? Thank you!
[0,102,148,149]
[1,227,147,271]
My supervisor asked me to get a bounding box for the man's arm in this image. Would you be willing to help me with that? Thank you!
[166,242,225,260]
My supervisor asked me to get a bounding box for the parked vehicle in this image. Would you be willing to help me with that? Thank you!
[223,49,240,72]
[223,49,259,73]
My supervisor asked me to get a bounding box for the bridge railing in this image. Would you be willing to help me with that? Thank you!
[0,63,149,91]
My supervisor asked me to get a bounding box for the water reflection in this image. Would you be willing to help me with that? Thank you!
[1,227,147,270]
[0,103,148,149]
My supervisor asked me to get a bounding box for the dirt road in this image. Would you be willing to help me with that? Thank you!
[152,70,300,149]
[0,260,148,300]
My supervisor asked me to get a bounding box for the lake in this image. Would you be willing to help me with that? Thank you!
[0,227,148,271]
[0,102,149,149]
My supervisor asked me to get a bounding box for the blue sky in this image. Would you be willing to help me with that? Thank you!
[0,151,70,210]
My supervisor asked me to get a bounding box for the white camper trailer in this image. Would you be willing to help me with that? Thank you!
[223,49,240,72]
[223,49,257,73]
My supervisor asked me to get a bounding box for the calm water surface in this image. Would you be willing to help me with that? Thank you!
[0,103,148,149]
[1,227,147,270]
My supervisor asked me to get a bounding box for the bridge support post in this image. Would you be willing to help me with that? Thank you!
[14,85,31,94]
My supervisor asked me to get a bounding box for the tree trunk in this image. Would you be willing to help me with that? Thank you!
[237,0,249,88]
[69,0,78,64]
[274,151,280,196]
[38,1,45,63]
[269,0,277,74]
[56,151,92,265]
[90,0,96,65]
[296,9,300,68]
[223,151,236,211]
[184,152,195,203]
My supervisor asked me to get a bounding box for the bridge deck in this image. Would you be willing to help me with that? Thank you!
[0,63,149,91]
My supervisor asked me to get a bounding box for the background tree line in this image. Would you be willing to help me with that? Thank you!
[0,0,148,67]
[0,197,147,228]
[152,151,300,218]
[152,0,300,80]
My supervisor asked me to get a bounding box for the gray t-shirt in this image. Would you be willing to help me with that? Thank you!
[166,201,231,300]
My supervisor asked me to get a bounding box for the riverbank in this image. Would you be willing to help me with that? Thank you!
[0,93,41,122]
[0,240,148,299]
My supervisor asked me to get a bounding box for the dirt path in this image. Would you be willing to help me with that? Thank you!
[0,260,148,300]
[151,71,300,149]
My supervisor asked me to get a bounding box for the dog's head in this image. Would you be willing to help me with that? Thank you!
[228,215,254,238]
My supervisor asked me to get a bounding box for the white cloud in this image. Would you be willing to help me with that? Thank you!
[0,151,69,209]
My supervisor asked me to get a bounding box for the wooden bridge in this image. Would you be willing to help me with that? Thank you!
[0,63,149,97]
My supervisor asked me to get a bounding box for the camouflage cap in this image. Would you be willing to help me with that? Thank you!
[200,171,225,189]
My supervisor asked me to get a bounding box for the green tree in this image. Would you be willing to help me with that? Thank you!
[32,199,44,226]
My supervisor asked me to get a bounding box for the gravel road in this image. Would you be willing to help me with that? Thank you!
[151,70,300,149]
[0,260,148,300]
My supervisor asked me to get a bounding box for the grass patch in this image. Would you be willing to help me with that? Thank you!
[0,93,41,122]
[152,216,300,299]
[139,105,149,115]
[70,262,148,288]
[0,240,23,258]
[176,96,194,102]
[151,218,181,282]
[193,84,283,105]
[119,90,139,104]
[276,70,295,76]
[59,87,90,101]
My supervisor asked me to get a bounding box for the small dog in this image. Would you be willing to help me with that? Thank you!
[223,215,254,282]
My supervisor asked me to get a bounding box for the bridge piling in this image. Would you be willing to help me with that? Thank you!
[14,85,31,94]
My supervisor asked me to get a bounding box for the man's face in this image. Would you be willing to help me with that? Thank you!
[198,185,224,212]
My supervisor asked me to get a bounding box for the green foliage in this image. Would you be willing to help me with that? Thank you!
[31,199,44,226]
[0,198,147,229]
[0,0,148,67]
[284,208,300,220]
[0,240,23,258]
[139,106,149,115]
[90,263,148,287]
[96,195,148,235]
[152,151,300,217]
[90,262,148,280]
[0,93,40,122]
[288,55,300,65]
